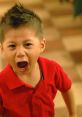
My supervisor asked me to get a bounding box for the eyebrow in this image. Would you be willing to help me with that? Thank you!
[8,40,32,43]
[7,41,16,44]
[23,40,32,42]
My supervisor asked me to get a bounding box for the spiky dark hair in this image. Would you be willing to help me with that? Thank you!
[0,3,43,42]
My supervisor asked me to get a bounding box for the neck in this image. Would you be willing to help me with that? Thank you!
[17,62,41,87]
[17,61,41,81]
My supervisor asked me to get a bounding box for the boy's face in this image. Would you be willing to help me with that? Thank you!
[0,26,45,75]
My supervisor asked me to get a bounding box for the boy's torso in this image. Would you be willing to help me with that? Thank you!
[0,57,57,117]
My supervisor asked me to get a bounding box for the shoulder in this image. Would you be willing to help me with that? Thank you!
[0,65,12,94]
[38,56,63,70]
[39,57,72,91]
[0,65,11,83]
[39,56,56,66]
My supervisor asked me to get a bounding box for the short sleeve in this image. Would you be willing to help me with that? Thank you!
[54,63,72,92]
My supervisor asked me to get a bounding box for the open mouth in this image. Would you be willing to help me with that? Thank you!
[17,61,28,68]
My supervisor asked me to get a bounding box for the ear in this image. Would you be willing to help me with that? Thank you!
[40,38,46,53]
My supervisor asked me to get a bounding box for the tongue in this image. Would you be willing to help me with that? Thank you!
[17,61,28,68]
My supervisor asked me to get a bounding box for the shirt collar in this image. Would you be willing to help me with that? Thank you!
[1,64,25,90]
[1,57,46,90]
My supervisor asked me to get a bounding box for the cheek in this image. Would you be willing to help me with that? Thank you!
[29,50,40,61]
[2,51,14,63]
[30,50,41,58]
[2,54,10,64]
[0,53,9,68]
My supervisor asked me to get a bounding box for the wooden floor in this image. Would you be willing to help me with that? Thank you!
[0,0,82,117]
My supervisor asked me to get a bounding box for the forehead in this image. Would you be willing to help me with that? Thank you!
[4,26,36,39]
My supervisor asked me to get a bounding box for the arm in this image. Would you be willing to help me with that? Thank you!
[61,85,77,117]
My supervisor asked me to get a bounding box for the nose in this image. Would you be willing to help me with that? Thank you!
[16,46,26,58]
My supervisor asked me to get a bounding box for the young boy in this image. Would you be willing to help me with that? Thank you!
[0,4,77,117]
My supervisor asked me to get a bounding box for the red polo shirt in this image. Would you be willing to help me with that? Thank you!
[0,57,72,117]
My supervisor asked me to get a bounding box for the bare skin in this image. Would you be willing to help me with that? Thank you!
[62,86,77,117]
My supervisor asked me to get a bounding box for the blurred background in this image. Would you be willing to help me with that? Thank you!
[0,0,82,117]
